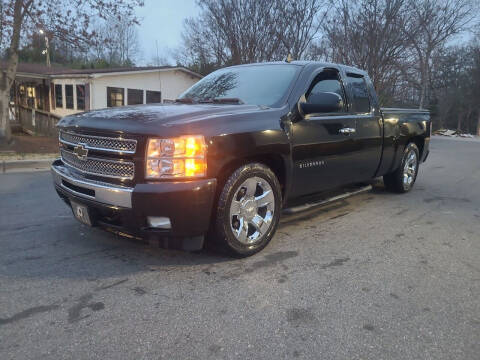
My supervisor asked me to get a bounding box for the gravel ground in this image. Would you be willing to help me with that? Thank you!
[0,137,479,359]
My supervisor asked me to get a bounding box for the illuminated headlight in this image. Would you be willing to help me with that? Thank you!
[146,135,207,179]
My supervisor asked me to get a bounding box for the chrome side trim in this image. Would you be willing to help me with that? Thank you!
[52,162,133,208]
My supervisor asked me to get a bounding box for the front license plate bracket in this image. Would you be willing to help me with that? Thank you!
[71,201,92,226]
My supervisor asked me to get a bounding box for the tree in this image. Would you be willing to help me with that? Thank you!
[90,16,142,66]
[404,0,475,109]
[0,0,143,144]
[320,0,410,105]
[176,0,327,74]
[473,44,480,136]
[149,54,171,67]
[275,0,328,60]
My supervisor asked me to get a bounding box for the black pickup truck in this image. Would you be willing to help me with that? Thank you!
[52,62,430,256]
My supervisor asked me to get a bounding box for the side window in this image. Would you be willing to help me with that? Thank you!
[55,84,63,108]
[76,85,85,110]
[306,71,346,113]
[128,89,143,105]
[107,87,124,107]
[146,90,161,104]
[65,85,74,109]
[347,74,370,113]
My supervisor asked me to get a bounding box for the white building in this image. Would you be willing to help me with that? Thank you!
[49,66,202,117]
[4,63,201,136]
[7,63,202,118]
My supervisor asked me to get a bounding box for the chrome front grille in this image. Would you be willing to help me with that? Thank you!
[61,149,135,180]
[59,131,137,154]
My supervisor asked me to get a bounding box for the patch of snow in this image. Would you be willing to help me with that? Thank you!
[432,134,479,142]
[433,129,479,140]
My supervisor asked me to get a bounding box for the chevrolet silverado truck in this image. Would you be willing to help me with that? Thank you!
[52,61,430,256]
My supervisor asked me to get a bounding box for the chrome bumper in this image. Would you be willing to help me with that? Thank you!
[51,160,133,208]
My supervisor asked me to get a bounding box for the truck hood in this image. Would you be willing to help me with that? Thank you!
[57,103,276,136]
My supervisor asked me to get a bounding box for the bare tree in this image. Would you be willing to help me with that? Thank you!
[404,0,475,109]
[275,0,328,60]
[470,42,480,135]
[176,0,327,73]
[198,0,285,64]
[90,16,142,66]
[150,54,171,67]
[174,15,228,74]
[0,0,143,144]
[321,0,410,105]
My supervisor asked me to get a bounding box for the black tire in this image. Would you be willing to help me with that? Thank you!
[212,163,282,257]
[383,142,420,193]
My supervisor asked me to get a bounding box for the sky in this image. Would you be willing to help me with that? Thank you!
[134,0,478,66]
[136,0,200,66]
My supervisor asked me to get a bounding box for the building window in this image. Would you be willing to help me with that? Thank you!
[127,88,143,105]
[65,84,74,109]
[55,84,63,108]
[76,85,85,110]
[146,90,161,104]
[107,87,124,107]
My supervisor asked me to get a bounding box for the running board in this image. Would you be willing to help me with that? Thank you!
[282,185,372,215]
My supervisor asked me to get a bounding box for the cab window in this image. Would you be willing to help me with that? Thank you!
[347,74,370,113]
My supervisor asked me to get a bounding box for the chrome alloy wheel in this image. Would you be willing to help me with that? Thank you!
[229,176,275,244]
[403,149,418,189]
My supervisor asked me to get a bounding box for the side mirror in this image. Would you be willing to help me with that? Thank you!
[299,92,343,116]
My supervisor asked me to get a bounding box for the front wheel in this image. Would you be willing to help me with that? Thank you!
[213,163,282,257]
[383,142,420,193]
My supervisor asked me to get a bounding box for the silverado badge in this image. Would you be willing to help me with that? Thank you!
[73,144,88,160]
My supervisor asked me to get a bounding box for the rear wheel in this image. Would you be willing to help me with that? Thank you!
[383,142,420,193]
[213,163,282,257]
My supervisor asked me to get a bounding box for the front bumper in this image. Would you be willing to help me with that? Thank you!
[52,159,217,238]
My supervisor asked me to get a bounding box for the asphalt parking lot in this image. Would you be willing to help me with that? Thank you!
[1,137,479,359]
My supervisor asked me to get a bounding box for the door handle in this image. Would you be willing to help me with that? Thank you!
[339,127,356,135]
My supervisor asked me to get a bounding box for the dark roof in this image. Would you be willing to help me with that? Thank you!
[1,62,202,78]
[0,62,70,75]
[52,65,183,75]
[224,61,367,75]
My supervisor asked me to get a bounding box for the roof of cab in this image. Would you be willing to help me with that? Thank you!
[222,61,368,76]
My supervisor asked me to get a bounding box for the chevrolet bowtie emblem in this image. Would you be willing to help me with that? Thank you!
[73,144,88,160]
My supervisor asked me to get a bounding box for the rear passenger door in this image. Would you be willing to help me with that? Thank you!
[345,73,382,182]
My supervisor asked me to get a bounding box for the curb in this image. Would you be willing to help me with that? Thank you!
[1,158,56,174]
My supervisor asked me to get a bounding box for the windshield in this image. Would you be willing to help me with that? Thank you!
[178,64,300,107]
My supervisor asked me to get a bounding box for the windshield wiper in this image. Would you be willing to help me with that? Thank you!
[198,97,244,105]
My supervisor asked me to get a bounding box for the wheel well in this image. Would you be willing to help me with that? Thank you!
[409,136,425,158]
[216,154,287,199]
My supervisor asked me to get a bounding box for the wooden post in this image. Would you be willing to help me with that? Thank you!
[14,80,19,122]
[85,83,90,111]
[50,82,55,111]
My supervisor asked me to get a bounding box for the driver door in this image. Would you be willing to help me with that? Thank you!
[290,68,359,197]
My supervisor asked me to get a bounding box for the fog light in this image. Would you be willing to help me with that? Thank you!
[147,216,171,229]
